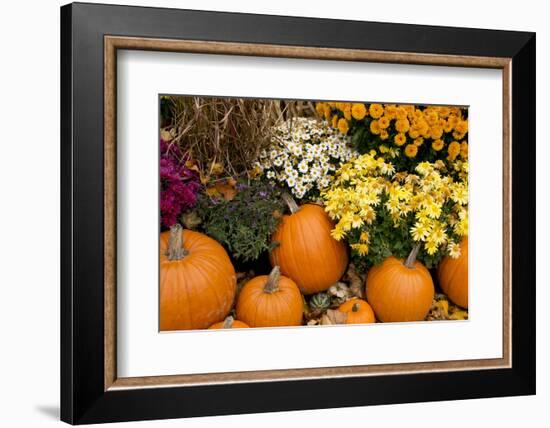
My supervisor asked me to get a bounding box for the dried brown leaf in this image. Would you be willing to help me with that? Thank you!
[324,309,348,325]
[344,264,365,298]
[181,211,202,230]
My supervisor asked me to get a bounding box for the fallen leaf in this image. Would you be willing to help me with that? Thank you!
[328,282,350,299]
[214,181,237,201]
[209,162,224,176]
[160,128,174,142]
[185,160,200,172]
[323,309,348,325]
[249,165,262,178]
[200,172,210,185]
[320,314,332,325]
[181,211,202,229]
[344,264,365,298]
[449,309,468,320]
[205,187,220,198]
[327,282,352,307]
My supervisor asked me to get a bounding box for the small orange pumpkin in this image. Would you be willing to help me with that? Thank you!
[209,316,250,329]
[270,193,348,294]
[236,266,303,327]
[338,298,376,324]
[438,238,468,308]
[160,224,236,331]
[366,244,434,322]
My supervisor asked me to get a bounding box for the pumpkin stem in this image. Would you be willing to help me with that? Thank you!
[166,223,188,261]
[404,243,422,269]
[222,316,234,329]
[281,192,300,214]
[352,302,360,312]
[264,266,281,294]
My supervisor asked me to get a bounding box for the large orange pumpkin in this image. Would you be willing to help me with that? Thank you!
[209,316,250,329]
[270,194,348,294]
[366,244,434,322]
[338,298,376,324]
[160,224,236,331]
[438,238,468,308]
[236,266,303,327]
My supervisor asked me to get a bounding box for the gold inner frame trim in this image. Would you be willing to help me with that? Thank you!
[104,35,512,391]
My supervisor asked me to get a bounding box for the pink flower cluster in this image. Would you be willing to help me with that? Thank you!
[160,139,200,228]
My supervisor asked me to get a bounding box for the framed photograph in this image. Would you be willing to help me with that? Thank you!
[61,2,536,424]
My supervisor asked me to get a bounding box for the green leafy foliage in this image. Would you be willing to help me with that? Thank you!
[350,200,459,274]
[194,180,284,262]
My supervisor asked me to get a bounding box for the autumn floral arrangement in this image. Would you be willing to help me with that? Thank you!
[316,101,468,172]
[160,138,200,229]
[193,180,284,262]
[257,117,356,200]
[158,96,469,333]
[323,154,468,269]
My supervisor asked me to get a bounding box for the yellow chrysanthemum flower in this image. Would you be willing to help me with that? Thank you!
[426,111,439,126]
[395,107,408,120]
[438,106,451,118]
[337,118,349,134]
[408,129,420,139]
[380,130,389,140]
[369,103,384,119]
[331,227,347,241]
[447,141,461,161]
[447,241,461,258]
[351,103,367,120]
[343,104,352,121]
[384,105,397,119]
[331,114,339,129]
[425,239,439,255]
[455,119,468,135]
[394,133,407,146]
[378,116,390,129]
[323,104,332,121]
[395,118,410,133]
[404,144,418,158]
[315,102,326,115]
[370,120,381,135]
[460,141,469,158]
[432,139,444,151]
[429,126,443,140]
[443,120,454,133]
[351,243,369,256]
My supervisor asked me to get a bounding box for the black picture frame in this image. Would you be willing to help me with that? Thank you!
[61,2,536,424]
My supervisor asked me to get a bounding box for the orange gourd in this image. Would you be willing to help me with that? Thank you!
[438,238,468,308]
[338,298,376,324]
[160,224,236,331]
[366,244,434,322]
[270,193,348,294]
[236,266,303,327]
[209,316,249,329]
